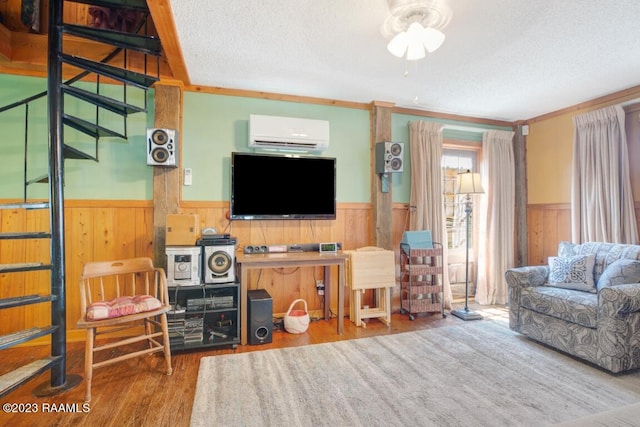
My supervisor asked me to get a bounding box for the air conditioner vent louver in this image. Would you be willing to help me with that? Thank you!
[249,114,330,152]
[252,140,321,149]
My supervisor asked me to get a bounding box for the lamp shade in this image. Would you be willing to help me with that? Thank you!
[456,170,484,194]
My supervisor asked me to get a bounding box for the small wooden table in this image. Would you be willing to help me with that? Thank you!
[236,251,348,345]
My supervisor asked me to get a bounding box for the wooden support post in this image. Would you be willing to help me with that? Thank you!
[370,101,394,250]
[514,124,528,267]
[152,82,183,269]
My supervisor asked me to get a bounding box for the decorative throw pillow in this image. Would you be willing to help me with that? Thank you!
[557,241,578,258]
[547,254,596,293]
[596,259,640,291]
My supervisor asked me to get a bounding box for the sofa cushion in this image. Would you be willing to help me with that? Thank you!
[548,254,596,293]
[597,259,640,291]
[521,286,598,328]
[557,241,578,258]
[574,242,640,283]
[86,295,162,320]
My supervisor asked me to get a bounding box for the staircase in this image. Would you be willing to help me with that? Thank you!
[0,0,161,398]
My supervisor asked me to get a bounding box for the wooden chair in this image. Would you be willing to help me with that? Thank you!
[77,257,173,402]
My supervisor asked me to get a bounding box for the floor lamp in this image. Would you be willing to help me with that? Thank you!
[450,170,484,321]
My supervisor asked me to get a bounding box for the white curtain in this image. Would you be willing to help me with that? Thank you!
[408,121,452,308]
[476,130,515,305]
[571,105,638,244]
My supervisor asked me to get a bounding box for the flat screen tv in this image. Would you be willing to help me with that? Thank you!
[230,152,336,220]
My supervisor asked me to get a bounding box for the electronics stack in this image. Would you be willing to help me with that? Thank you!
[197,233,238,345]
[165,220,240,350]
[167,305,185,348]
[166,246,202,347]
[184,314,204,346]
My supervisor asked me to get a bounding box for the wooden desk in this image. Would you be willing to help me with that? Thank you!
[236,251,348,345]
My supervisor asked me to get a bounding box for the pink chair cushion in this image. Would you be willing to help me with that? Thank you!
[86,295,162,320]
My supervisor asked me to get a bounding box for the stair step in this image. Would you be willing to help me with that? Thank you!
[63,143,98,161]
[63,24,161,56]
[0,202,49,210]
[61,53,158,90]
[67,0,149,12]
[0,326,58,350]
[25,175,49,186]
[0,357,60,398]
[63,114,126,140]
[62,84,145,116]
[0,263,52,273]
[0,295,55,309]
[0,232,51,240]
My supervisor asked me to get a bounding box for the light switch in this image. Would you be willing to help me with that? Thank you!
[184,168,193,186]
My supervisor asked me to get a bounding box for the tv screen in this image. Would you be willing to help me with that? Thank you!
[230,152,336,220]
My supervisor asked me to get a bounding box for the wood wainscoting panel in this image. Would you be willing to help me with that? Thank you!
[527,203,571,266]
[0,200,413,342]
[0,200,155,343]
[528,202,640,267]
[180,201,377,316]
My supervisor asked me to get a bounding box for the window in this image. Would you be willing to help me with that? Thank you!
[442,148,478,250]
[442,147,480,295]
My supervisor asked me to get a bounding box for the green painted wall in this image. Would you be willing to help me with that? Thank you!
[0,74,154,200]
[0,74,512,205]
[181,92,371,203]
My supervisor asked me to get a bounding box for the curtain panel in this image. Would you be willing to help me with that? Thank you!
[476,130,515,305]
[571,105,638,244]
[408,120,452,308]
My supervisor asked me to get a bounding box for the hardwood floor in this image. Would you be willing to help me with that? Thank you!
[0,303,507,427]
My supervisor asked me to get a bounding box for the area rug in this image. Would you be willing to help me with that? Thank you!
[190,319,640,426]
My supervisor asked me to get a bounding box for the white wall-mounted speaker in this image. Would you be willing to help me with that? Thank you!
[147,128,178,167]
[375,141,404,173]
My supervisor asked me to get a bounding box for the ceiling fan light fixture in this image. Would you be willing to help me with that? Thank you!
[383,0,452,60]
[405,37,426,60]
[387,31,409,57]
[421,26,445,52]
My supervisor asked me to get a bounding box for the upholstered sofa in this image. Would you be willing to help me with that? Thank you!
[506,241,640,373]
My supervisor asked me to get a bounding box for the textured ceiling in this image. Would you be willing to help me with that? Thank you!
[169,0,640,122]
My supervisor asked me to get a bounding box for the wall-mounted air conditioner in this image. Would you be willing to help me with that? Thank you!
[248,114,330,152]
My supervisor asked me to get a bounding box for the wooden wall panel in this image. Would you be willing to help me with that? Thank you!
[24,209,50,329]
[0,0,28,32]
[527,204,571,265]
[1,200,411,341]
[526,203,640,266]
[0,0,90,33]
[180,202,379,315]
[11,199,637,340]
[0,207,50,336]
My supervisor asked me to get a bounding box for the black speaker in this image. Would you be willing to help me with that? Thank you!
[375,141,404,173]
[147,128,178,167]
[247,289,273,345]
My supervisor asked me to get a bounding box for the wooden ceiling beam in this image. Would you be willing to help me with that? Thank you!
[0,24,11,61]
[147,0,190,85]
[0,30,175,80]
